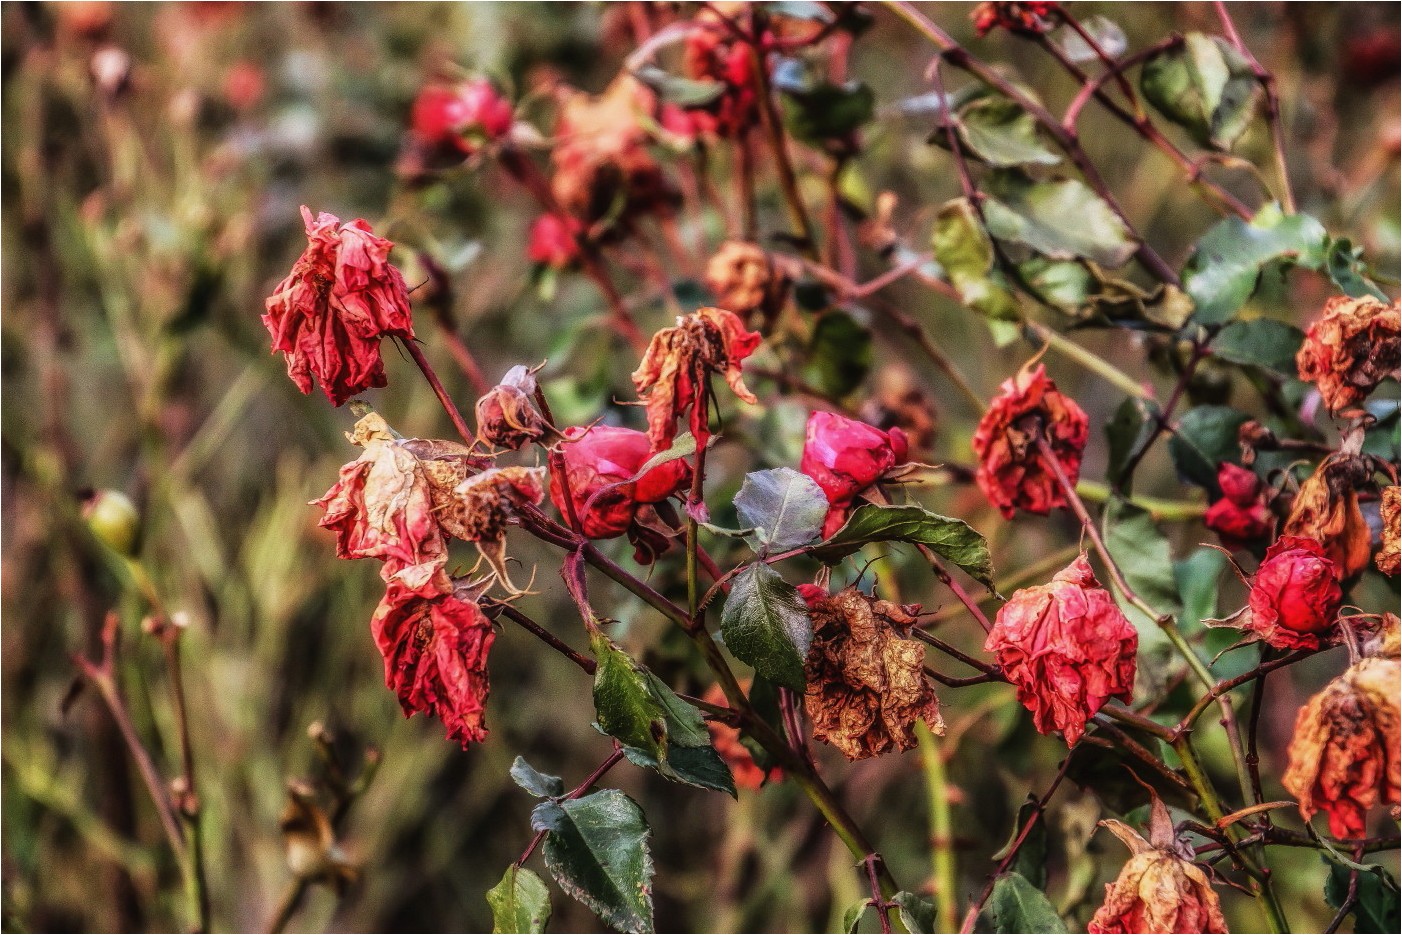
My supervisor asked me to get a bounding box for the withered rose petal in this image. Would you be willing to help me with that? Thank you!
[1282,451,1373,579]
[371,575,496,748]
[1087,850,1228,934]
[1283,656,1401,839]
[1246,536,1343,650]
[800,411,910,537]
[803,588,943,761]
[1378,486,1399,577]
[263,207,415,407]
[972,364,1089,519]
[1296,295,1401,412]
[985,555,1137,746]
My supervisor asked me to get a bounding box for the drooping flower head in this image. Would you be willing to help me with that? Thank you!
[475,365,547,451]
[984,555,1137,746]
[800,585,944,761]
[971,1,1062,37]
[1378,485,1400,577]
[1087,796,1228,934]
[1296,295,1401,412]
[1283,655,1401,839]
[972,363,1089,519]
[1282,449,1374,579]
[1203,461,1274,551]
[632,306,761,451]
[800,411,909,537]
[547,424,692,563]
[409,79,514,156]
[1244,536,1343,650]
[263,207,415,406]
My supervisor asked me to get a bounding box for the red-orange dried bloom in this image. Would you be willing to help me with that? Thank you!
[985,555,1137,746]
[1296,295,1401,412]
[972,364,1089,519]
[371,572,496,748]
[1379,486,1400,576]
[632,306,761,451]
[1204,462,1273,551]
[1283,655,1401,839]
[800,411,909,537]
[1245,536,1343,650]
[263,207,415,406]
[971,1,1061,37]
[1282,450,1373,579]
[702,683,781,791]
[1087,798,1228,934]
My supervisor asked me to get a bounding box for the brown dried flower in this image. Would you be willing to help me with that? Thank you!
[1296,295,1401,412]
[1379,486,1400,577]
[799,585,944,761]
[1282,449,1373,579]
[475,365,547,451]
[1282,655,1401,839]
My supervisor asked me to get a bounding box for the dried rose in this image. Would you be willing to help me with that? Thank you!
[985,555,1137,746]
[371,571,497,748]
[704,240,788,316]
[475,365,547,451]
[1244,536,1343,650]
[702,683,781,791]
[263,207,415,406]
[1203,462,1274,551]
[972,363,1089,519]
[1087,796,1227,934]
[1296,295,1401,412]
[1282,450,1373,579]
[1379,486,1400,577]
[446,466,546,594]
[971,1,1062,37]
[632,306,761,451]
[800,411,910,538]
[801,586,944,761]
[1283,655,1401,839]
[526,214,582,270]
[409,79,513,156]
[547,424,691,562]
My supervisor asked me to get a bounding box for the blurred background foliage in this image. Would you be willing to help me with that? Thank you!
[1,2,1398,932]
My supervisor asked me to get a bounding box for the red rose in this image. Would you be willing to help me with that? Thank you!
[410,79,513,155]
[526,214,582,269]
[799,411,909,537]
[262,207,415,406]
[1203,462,1273,551]
[972,363,1089,519]
[985,555,1137,746]
[371,572,496,748]
[548,424,691,560]
[1246,536,1343,650]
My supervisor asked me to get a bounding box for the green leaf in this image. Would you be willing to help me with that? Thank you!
[1104,396,1161,492]
[734,467,829,554]
[802,310,873,400]
[893,892,936,934]
[720,563,813,691]
[810,504,995,591]
[511,757,566,799]
[1103,497,1182,616]
[1212,318,1305,373]
[974,872,1067,934]
[1168,405,1251,492]
[956,97,1061,168]
[1182,207,1328,324]
[991,800,1048,889]
[1325,860,1401,934]
[532,790,655,934]
[982,171,1138,269]
[486,865,552,934]
[1326,237,1389,301]
[932,198,1023,322]
[1140,33,1261,150]
[632,65,725,108]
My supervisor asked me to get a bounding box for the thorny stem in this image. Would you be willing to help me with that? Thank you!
[1213,2,1296,213]
[516,747,627,867]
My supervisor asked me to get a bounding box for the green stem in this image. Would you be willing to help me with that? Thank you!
[917,720,958,934]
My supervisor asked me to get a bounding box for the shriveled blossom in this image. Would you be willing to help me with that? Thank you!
[702,683,781,791]
[1296,295,1401,412]
[1379,485,1400,576]
[1282,450,1372,579]
[984,555,1137,746]
[972,363,1089,519]
[800,411,910,537]
[1203,461,1273,550]
[547,424,691,563]
[971,1,1061,37]
[800,585,944,761]
[409,79,514,156]
[1087,797,1227,934]
[526,214,581,270]
[445,466,546,594]
[371,571,497,748]
[1283,655,1401,838]
[1244,536,1343,650]
[263,207,415,407]
[704,240,788,316]
[475,365,547,451]
[632,306,761,450]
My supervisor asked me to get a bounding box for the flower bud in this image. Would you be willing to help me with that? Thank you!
[985,555,1137,746]
[972,363,1089,519]
[1296,295,1401,412]
[475,365,546,451]
[81,489,141,557]
[1283,655,1401,839]
[1203,462,1273,551]
[1378,486,1399,577]
[1282,450,1372,579]
[1245,536,1343,650]
[799,411,909,537]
